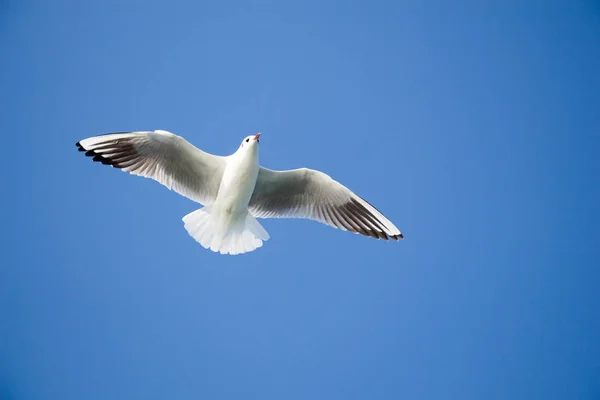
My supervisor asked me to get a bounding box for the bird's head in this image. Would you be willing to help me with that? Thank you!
[238,133,261,151]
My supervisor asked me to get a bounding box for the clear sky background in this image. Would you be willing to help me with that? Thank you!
[1,1,599,399]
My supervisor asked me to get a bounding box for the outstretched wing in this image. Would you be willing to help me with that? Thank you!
[76,130,226,205]
[249,167,403,240]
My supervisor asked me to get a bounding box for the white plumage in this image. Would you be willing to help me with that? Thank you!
[76,130,403,255]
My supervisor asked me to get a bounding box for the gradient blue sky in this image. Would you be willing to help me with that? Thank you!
[2,1,599,399]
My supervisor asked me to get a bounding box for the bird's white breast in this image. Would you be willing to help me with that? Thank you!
[213,151,259,216]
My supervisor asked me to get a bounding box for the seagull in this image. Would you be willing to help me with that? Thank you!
[76,130,404,255]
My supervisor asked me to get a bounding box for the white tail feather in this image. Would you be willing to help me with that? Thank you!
[182,207,270,255]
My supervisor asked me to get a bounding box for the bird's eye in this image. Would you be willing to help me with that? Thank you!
[245,138,249,143]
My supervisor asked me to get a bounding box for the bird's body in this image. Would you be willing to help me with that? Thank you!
[182,134,267,255]
[215,138,260,218]
[76,130,403,255]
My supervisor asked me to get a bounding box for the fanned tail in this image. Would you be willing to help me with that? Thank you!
[182,207,270,255]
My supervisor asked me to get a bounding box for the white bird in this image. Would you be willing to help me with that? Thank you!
[76,130,404,255]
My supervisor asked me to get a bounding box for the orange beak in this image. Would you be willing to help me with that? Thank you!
[253,133,261,141]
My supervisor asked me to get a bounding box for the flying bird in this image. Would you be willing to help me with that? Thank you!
[76,131,404,255]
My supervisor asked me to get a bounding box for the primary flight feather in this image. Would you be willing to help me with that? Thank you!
[76,130,404,255]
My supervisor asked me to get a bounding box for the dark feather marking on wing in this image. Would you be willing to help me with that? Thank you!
[347,202,388,240]
[353,199,403,240]
[341,204,379,238]
[77,138,147,171]
[343,204,379,238]
[351,198,394,232]
[339,206,371,237]
[349,199,393,238]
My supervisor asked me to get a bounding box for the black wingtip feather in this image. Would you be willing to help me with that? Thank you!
[76,137,137,170]
[90,154,114,165]
[346,198,404,242]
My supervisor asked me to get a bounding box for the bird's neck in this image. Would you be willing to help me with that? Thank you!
[234,147,259,167]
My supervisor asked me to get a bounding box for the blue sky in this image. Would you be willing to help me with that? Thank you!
[2,1,599,399]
